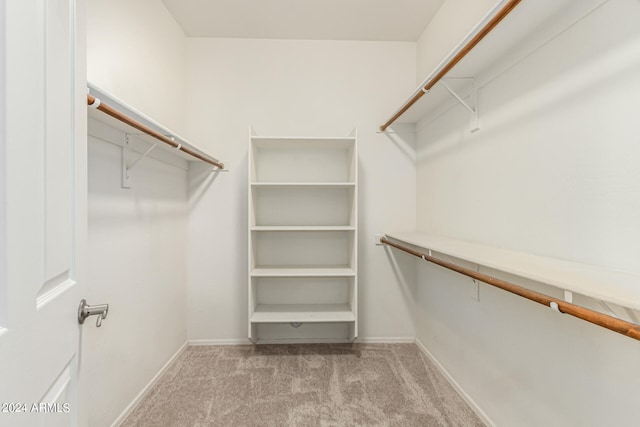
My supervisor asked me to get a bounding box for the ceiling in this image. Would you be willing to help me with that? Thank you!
[162,0,446,41]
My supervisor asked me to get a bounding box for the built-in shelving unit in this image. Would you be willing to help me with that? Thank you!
[248,132,358,343]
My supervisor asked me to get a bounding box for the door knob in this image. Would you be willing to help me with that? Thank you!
[78,299,109,327]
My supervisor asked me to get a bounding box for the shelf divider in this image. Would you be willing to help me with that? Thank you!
[251,266,356,278]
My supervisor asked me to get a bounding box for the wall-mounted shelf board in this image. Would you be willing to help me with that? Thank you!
[385,232,640,311]
[251,304,355,323]
[87,82,222,167]
[251,267,356,278]
[388,0,598,126]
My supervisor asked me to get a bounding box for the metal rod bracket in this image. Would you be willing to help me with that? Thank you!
[121,134,132,189]
[598,300,621,319]
[89,96,101,109]
[127,140,159,172]
[564,290,573,303]
[122,134,161,188]
[440,78,479,133]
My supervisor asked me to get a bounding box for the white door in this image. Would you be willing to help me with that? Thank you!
[0,1,88,426]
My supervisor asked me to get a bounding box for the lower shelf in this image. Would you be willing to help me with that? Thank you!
[251,266,355,277]
[251,304,355,323]
[385,231,640,311]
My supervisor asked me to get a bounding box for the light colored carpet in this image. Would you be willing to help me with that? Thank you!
[122,343,484,426]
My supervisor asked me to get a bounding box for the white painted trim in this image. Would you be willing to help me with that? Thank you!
[188,338,253,346]
[110,341,188,427]
[415,339,494,427]
[0,0,6,334]
[36,278,76,310]
[356,337,416,344]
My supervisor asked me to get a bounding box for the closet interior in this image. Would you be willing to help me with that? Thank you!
[5,0,635,425]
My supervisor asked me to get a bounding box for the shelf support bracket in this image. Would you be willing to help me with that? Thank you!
[564,290,573,303]
[597,300,621,319]
[598,301,640,325]
[625,307,640,325]
[128,141,160,172]
[121,133,160,189]
[440,78,479,133]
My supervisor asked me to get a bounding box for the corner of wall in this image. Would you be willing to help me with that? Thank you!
[86,0,188,135]
[415,0,497,84]
[414,338,494,427]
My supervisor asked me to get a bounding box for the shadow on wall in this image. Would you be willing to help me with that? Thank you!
[380,123,416,164]
[188,161,224,210]
[416,31,640,165]
[383,246,418,313]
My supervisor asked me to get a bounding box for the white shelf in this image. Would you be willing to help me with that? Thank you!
[87,82,219,164]
[388,0,590,125]
[251,266,355,278]
[251,304,355,323]
[385,232,640,311]
[251,226,355,232]
[251,182,355,188]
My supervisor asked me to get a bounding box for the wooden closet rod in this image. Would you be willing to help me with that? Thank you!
[379,0,522,132]
[380,237,640,342]
[87,94,224,169]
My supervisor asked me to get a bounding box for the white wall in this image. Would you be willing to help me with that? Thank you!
[86,1,190,425]
[414,0,640,425]
[185,39,418,342]
[86,132,188,426]
[416,0,495,83]
[87,0,188,135]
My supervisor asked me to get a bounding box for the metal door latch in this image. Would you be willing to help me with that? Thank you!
[78,299,109,327]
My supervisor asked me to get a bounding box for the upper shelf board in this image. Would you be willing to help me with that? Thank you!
[385,232,640,311]
[87,82,219,165]
[389,0,595,125]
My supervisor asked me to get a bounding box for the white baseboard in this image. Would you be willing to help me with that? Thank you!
[188,338,253,346]
[356,336,416,344]
[110,341,188,427]
[414,339,494,427]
